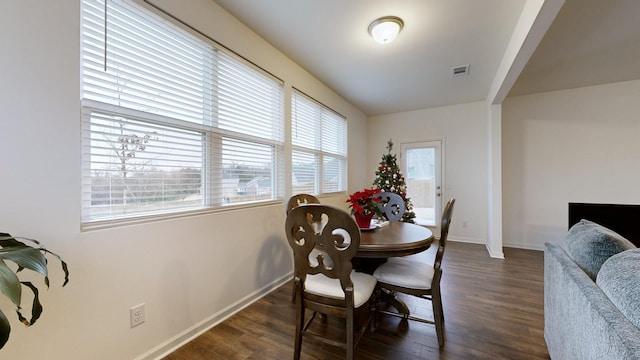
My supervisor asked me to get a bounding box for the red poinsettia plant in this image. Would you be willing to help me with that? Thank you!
[346,188,383,217]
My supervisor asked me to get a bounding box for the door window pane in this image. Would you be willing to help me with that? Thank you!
[406,147,437,226]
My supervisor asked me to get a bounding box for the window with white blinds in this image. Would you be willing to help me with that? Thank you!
[81,0,284,226]
[291,90,346,195]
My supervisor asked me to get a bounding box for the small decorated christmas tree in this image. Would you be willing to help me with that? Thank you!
[372,139,416,223]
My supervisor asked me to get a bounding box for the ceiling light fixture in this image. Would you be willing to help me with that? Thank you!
[368,16,404,44]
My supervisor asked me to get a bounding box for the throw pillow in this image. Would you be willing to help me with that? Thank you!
[596,249,640,328]
[564,219,636,280]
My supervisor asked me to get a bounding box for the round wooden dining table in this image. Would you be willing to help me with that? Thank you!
[357,221,434,258]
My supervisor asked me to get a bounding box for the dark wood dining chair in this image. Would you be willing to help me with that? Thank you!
[285,193,320,214]
[373,191,405,222]
[372,198,455,347]
[286,194,322,302]
[285,204,377,360]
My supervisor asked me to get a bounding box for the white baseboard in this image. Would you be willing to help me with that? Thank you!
[135,273,292,360]
[502,241,545,251]
[448,236,484,245]
[449,237,544,256]
[448,237,505,259]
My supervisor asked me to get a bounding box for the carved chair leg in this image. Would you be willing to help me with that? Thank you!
[432,287,445,347]
[291,277,296,303]
[346,313,354,360]
[293,282,304,360]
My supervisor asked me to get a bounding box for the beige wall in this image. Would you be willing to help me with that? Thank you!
[368,101,490,245]
[502,78,640,250]
[0,1,366,359]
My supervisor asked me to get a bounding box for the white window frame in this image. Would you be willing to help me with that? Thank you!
[80,0,284,229]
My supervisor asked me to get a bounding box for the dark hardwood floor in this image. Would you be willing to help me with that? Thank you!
[164,242,547,359]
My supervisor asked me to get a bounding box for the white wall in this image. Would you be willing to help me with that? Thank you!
[0,1,366,359]
[502,79,640,250]
[487,104,504,258]
[368,101,490,245]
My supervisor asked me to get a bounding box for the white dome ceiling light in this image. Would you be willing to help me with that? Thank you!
[368,16,404,44]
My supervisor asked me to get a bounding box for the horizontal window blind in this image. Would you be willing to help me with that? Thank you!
[221,137,282,204]
[292,150,317,194]
[321,111,346,155]
[82,110,205,220]
[322,155,345,193]
[81,0,284,225]
[218,52,284,142]
[291,92,319,150]
[291,90,346,195]
[82,0,215,125]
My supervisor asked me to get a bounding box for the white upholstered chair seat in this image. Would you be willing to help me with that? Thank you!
[305,271,377,307]
[373,258,434,290]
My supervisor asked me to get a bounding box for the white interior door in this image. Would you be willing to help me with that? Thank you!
[401,140,443,235]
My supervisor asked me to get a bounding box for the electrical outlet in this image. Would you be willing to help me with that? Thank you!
[130,303,145,328]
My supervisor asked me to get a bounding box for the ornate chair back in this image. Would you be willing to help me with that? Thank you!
[286,193,320,214]
[373,191,405,221]
[286,204,360,291]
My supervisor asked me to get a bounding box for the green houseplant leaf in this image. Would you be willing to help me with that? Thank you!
[0,233,68,350]
[1,246,48,276]
[0,260,22,308]
[16,282,43,327]
[0,310,9,349]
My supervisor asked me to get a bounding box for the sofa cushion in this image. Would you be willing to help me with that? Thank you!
[564,219,636,280]
[596,248,640,328]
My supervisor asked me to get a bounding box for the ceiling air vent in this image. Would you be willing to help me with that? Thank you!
[451,64,470,78]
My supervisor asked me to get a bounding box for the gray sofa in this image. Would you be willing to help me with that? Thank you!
[544,220,640,360]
